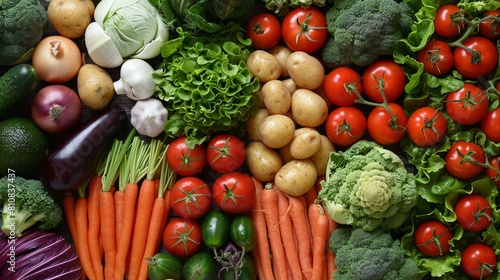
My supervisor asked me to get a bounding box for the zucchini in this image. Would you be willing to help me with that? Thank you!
[0,64,38,118]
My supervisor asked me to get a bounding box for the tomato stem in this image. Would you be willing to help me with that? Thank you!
[294,12,327,44]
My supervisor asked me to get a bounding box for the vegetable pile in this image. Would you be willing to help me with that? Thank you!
[2,0,500,279]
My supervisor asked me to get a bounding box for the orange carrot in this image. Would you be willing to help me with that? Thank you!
[75,196,95,280]
[250,178,274,280]
[137,196,165,280]
[87,175,104,280]
[289,195,313,279]
[99,191,116,280]
[63,194,78,253]
[114,190,124,245]
[261,184,288,280]
[304,186,318,206]
[127,179,156,280]
[310,205,330,280]
[308,201,322,237]
[114,183,139,280]
[99,130,136,280]
[277,191,303,280]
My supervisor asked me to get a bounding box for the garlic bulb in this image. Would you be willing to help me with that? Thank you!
[114,59,155,101]
[130,98,168,138]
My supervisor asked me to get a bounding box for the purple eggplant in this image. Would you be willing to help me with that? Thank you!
[41,106,128,194]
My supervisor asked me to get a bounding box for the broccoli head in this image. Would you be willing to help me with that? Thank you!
[330,227,419,280]
[0,176,62,237]
[0,0,48,65]
[318,140,417,232]
[320,0,415,68]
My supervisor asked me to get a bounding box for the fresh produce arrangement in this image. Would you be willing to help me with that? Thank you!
[1,0,500,279]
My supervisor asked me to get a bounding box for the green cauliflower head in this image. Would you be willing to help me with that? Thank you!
[319,140,417,232]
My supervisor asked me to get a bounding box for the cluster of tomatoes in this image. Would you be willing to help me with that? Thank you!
[414,193,496,279]
[162,134,256,260]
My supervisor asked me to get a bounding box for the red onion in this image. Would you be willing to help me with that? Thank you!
[31,85,82,134]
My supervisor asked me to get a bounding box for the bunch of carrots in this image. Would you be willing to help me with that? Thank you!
[62,130,176,280]
[250,177,338,280]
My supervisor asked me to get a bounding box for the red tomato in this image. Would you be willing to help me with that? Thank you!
[454,194,492,232]
[170,177,212,219]
[445,83,489,125]
[362,59,406,103]
[246,13,281,50]
[212,172,256,214]
[162,218,202,258]
[324,67,362,106]
[367,103,408,146]
[461,243,497,279]
[480,107,500,142]
[479,10,500,39]
[166,136,207,176]
[407,107,447,147]
[485,156,500,187]
[414,220,453,257]
[207,134,246,173]
[417,40,454,76]
[325,107,367,147]
[445,141,486,180]
[281,7,328,53]
[453,36,498,79]
[434,4,466,38]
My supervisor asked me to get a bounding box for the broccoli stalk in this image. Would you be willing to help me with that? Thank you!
[0,176,62,237]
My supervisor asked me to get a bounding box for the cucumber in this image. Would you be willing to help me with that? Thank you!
[0,64,38,118]
[148,252,183,280]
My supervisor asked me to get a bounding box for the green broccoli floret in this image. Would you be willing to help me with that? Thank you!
[330,227,419,280]
[320,0,415,68]
[318,140,417,232]
[0,176,62,237]
[0,0,48,65]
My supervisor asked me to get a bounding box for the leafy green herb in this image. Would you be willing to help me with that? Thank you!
[153,24,260,147]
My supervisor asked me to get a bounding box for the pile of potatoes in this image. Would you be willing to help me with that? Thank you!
[245,47,336,197]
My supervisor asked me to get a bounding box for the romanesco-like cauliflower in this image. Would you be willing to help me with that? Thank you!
[318,140,417,231]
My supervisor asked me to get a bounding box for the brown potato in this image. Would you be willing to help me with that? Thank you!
[247,50,281,82]
[246,141,283,182]
[48,0,93,38]
[274,159,317,196]
[268,45,293,77]
[289,130,322,159]
[259,114,296,149]
[77,64,115,111]
[291,89,329,127]
[309,135,336,176]
[246,109,270,141]
[286,51,325,90]
[261,80,292,115]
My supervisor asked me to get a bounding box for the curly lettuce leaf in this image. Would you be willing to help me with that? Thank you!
[400,178,500,280]
[153,24,260,147]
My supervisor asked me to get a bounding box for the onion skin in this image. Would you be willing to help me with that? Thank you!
[32,35,82,83]
[40,106,128,194]
[31,85,82,134]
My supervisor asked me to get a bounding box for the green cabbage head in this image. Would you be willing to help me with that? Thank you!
[85,0,168,68]
[319,140,417,232]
